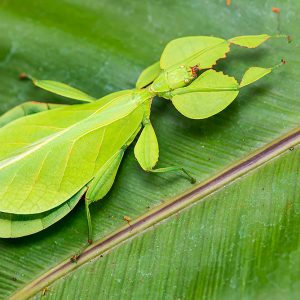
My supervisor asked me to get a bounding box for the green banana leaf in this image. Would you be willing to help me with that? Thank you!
[0,0,299,299]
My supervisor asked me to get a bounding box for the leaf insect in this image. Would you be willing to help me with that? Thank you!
[0,34,287,243]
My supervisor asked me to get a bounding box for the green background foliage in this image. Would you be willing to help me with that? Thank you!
[0,0,299,299]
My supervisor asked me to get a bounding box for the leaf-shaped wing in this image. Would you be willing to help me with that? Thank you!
[171,70,239,119]
[0,90,132,161]
[0,187,86,238]
[0,91,148,214]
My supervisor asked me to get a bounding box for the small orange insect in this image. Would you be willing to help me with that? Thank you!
[272,7,280,13]
[18,73,28,80]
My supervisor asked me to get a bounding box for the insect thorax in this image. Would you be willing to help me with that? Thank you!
[150,65,195,95]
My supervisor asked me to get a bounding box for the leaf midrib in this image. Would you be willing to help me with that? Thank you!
[10,126,300,300]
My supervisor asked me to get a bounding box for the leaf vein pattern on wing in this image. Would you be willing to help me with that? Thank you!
[23,125,66,130]
[0,93,145,172]
[91,128,106,174]
[57,142,76,192]
[1,171,20,205]
[19,151,51,210]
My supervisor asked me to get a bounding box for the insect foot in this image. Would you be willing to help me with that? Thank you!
[70,253,81,263]
[123,215,132,225]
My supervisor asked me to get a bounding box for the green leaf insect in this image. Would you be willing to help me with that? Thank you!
[0,34,287,243]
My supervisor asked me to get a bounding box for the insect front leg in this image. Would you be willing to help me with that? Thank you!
[0,101,66,127]
[134,119,196,184]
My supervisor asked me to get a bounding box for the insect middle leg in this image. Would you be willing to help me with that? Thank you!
[134,121,196,183]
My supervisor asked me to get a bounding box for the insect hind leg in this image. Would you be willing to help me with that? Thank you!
[0,101,66,127]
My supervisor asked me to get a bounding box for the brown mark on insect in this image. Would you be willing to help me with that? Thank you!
[190,65,199,78]
[18,73,29,80]
[289,146,294,151]
[41,287,50,296]
[123,216,131,225]
[11,277,17,282]
[281,58,286,65]
[287,35,293,43]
